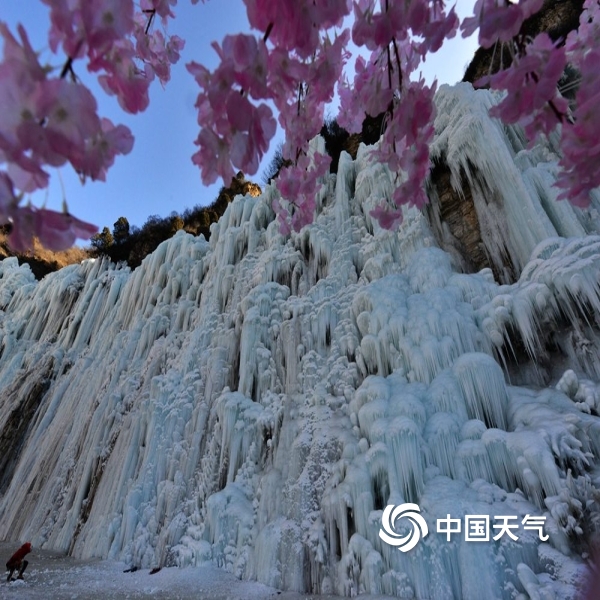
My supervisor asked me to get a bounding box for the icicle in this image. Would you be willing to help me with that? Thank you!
[455,438,495,483]
[386,416,425,503]
[424,412,461,477]
[453,353,509,430]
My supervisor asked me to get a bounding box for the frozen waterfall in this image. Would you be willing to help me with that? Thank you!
[1,83,600,599]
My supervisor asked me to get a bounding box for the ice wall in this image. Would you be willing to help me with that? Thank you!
[429,83,600,281]
[1,84,600,599]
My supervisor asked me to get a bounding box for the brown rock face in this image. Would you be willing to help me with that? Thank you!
[426,162,488,274]
[426,159,518,284]
[209,171,262,217]
[230,171,262,199]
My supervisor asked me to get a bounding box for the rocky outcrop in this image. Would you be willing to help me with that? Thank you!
[425,161,512,282]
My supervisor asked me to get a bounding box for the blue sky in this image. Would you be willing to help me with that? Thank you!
[1,1,478,239]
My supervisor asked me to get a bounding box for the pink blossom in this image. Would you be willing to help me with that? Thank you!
[370,204,403,229]
[40,2,179,114]
[463,0,523,47]
[266,48,309,104]
[555,0,600,206]
[418,4,459,55]
[41,0,85,57]
[245,1,318,58]
[141,0,178,23]
[166,35,185,64]
[7,205,98,252]
[0,24,46,146]
[307,32,350,104]
[198,49,236,109]
[272,199,291,236]
[0,4,185,247]
[556,49,600,207]
[34,207,98,250]
[191,127,235,185]
[311,0,351,28]
[337,85,366,133]
[227,96,276,173]
[42,0,136,57]
[188,50,276,182]
[244,0,350,58]
[94,41,151,113]
[188,12,347,193]
[275,151,330,233]
[0,24,56,191]
[337,52,393,133]
[0,23,46,87]
[565,0,600,61]
[352,2,396,50]
[186,61,210,88]
[352,0,457,55]
[483,34,568,141]
[71,118,134,182]
[278,94,324,161]
[367,79,436,228]
[2,146,49,193]
[5,204,37,251]
[0,72,42,163]
[462,0,544,48]
[133,14,184,86]
[81,0,134,54]
[219,34,269,98]
[34,79,101,160]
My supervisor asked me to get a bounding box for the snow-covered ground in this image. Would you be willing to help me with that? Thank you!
[0,543,378,600]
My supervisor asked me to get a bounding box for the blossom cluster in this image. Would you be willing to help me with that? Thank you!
[1,0,599,248]
[461,0,544,48]
[186,35,276,186]
[484,33,568,140]
[190,0,457,231]
[273,151,331,234]
[0,0,183,249]
[337,2,454,226]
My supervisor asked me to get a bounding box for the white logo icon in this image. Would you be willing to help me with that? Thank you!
[379,503,429,552]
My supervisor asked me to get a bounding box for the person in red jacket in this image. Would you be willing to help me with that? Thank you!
[5,542,32,582]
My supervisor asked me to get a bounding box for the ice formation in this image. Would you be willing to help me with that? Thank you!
[1,83,600,599]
